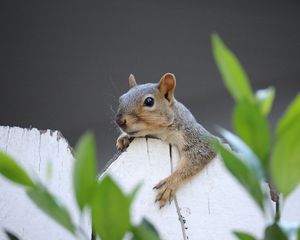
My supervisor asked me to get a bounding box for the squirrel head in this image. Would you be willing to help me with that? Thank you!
[115,73,176,137]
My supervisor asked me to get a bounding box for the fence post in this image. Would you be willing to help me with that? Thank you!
[104,137,300,240]
[0,126,91,240]
[1,126,300,239]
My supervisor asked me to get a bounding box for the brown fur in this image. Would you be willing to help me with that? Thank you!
[115,73,216,208]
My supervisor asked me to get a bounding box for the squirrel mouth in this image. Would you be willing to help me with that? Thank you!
[127,130,139,135]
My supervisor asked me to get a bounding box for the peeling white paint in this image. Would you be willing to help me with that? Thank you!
[0,126,91,240]
[105,138,300,240]
[1,127,299,240]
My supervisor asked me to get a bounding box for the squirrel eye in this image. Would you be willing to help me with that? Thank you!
[144,97,154,107]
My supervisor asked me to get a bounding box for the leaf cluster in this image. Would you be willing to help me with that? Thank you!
[0,133,159,240]
[212,33,300,240]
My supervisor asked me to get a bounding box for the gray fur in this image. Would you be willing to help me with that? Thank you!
[118,83,157,114]
[115,79,217,208]
[118,82,216,166]
[171,100,216,169]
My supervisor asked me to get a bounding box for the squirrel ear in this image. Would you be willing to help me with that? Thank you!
[128,74,137,88]
[158,73,176,102]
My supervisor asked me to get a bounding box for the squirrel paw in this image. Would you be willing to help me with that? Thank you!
[116,133,130,151]
[153,177,178,209]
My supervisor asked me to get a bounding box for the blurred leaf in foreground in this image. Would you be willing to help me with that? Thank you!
[233,100,271,167]
[234,231,257,240]
[91,176,131,240]
[27,184,75,234]
[212,141,265,211]
[0,152,34,188]
[218,128,264,180]
[212,33,254,102]
[264,223,288,240]
[131,218,160,240]
[127,182,142,205]
[74,132,97,211]
[272,94,300,197]
[4,230,21,240]
[276,93,300,136]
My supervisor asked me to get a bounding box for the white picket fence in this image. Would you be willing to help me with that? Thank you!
[0,126,91,240]
[0,126,300,240]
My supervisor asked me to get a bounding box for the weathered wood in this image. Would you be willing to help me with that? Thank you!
[0,126,91,240]
[1,126,299,240]
[105,137,300,240]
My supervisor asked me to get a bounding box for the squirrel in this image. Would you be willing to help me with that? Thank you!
[115,73,216,208]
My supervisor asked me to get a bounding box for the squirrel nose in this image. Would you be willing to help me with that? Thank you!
[116,114,127,128]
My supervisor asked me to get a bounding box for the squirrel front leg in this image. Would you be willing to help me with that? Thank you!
[153,155,206,208]
[116,132,131,151]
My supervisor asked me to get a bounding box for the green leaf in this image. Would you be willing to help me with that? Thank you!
[256,87,275,116]
[218,128,264,180]
[131,218,160,240]
[0,152,35,188]
[74,132,97,211]
[212,141,265,211]
[233,100,271,167]
[264,223,288,240]
[4,230,21,240]
[91,175,131,240]
[27,184,75,234]
[127,182,142,205]
[277,94,300,136]
[211,33,254,102]
[298,227,300,240]
[234,231,256,240]
[279,222,300,238]
[272,94,300,197]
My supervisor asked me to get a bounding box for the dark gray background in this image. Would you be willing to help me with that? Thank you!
[1,1,299,169]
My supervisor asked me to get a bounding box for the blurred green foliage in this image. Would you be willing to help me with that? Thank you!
[212,33,300,240]
[234,231,257,240]
[74,132,97,212]
[0,152,34,188]
[0,132,159,240]
[4,230,20,240]
[271,94,300,197]
[27,183,76,233]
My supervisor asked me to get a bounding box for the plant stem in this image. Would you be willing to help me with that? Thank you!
[91,230,96,240]
[275,197,280,222]
[268,182,280,222]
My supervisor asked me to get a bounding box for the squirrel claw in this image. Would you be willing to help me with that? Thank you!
[153,177,177,209]
[169,194,174,204]
[116,134,130,151]
[153,179,167,190]
[155,188,167,202]
[157,188,173,208]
